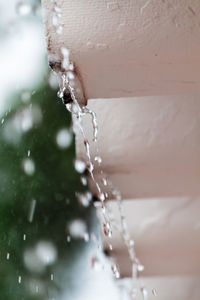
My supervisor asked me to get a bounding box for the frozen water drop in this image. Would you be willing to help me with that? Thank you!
[18,276,22,284]
[1,118,5,124]
[23,234,26,241]
[67,235,71,242]
[51,274,54,281]
[6,253,10,260]
[56,128,72,149]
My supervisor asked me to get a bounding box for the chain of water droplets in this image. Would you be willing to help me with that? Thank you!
[50,1,147,298]
[57,71,145,297]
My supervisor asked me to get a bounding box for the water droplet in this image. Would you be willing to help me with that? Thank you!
[111,264,120,279]
[36,241,57,265]
[103,222,112,237]
[21,91,31,103]
[56,128,72,149]
[152,288,157,296]
[80,176,87,186]
[91,256,103,272]
[94,156,102,165]
[141,286,148,300]
[74,159,86,173]
[82,232,90,242]
[102,178,108,186]
[68,219,87,238]
[28,199,36,223]
[77,191,92,207]
[23,158,35,176]
[56,25,63,34]
[61,47,70,70]
[99,193,105,202]
[137,264,144,272]
[67,235,71,242]
[16,2,32,16]
[130,287,137,299]
[109,244,113,251]
[52,14,59,27]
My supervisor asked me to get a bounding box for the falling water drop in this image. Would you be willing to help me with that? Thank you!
[23,158,35,176]
[137,264,145,272]
[28,199,37,223]
[16,1,32,16]
[111,264,120,279]
[91,256,103,272]
[21,90,31,103]
[141,286,148,300]
[80,176,87,186]
[56,128,72,149]
[68,219,87,238]
[74,159,86,173]
[102,178,108,186]
[103,222,112,238]
[77,191,92,207]
[35,241,57,265]
[94,156,102,165]
[152,288,157,296]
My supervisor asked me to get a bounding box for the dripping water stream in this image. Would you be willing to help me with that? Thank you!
[49,1,147,298]
[54,53,144,299]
